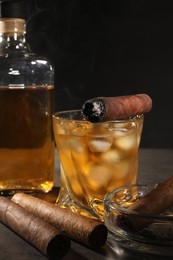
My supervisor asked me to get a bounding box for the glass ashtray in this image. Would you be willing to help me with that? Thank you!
[104,184,173,256]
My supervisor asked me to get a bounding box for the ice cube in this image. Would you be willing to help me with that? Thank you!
[87,164,112,188]
[69,137,89,167]
[112,160,130,180]
[87,138,112,153]
[69,137,86,153]
[109,121,135,138]
[54,121,66,135]
[101,150,121,164]
[71,122,93,136]
[115,134,137,150]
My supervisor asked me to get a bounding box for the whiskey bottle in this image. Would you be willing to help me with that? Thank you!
[0,0,55,195]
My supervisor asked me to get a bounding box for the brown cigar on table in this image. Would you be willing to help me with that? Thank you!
[0,197,70,259]
[12,193,108,248]
[82,94,152,122]
[117,176,173,231]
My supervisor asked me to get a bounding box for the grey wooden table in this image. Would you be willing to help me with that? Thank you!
[1,149,173,260]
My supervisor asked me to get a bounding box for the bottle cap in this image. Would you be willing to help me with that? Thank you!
[0,0,26,18]
[0,18,25,34]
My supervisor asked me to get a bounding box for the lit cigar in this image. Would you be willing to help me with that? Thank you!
[12,193,108,248]
[82,94,152,122]
[0,197,70,259]
[117,176,173,231]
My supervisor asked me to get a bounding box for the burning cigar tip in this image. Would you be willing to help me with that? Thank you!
[82,98,105,122]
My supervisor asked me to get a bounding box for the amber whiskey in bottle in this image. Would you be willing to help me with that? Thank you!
[0,3,54,195]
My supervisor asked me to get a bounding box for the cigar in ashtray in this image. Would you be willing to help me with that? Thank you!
[82,94,152,122]
[117,176,173,231]
[0,197,70,259]
[12,193,108,248]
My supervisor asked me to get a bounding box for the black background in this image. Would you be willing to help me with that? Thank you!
[25,0,173,148]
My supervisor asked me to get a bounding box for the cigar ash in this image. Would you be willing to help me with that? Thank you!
[82,98,105,122]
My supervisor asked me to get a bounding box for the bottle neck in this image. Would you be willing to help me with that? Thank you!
[0,31,26,41]
[0,18,29,54]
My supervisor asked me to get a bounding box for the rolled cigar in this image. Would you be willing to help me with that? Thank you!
[12,193,108,248]
[0,197,70,259]
[118,176,173,231]
[82,94,152,122]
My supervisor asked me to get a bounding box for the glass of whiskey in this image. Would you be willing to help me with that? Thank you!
[53,110,143,220]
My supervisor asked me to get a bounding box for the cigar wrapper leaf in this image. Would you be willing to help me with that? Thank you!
[0,197,70,259]
[117,176,173,231]
[82,94,152,122]
[12,193,108,248]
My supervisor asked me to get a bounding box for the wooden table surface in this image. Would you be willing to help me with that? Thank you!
[1,148,173,260]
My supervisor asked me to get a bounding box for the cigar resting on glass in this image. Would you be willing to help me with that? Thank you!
[12,193,108,248]
[82,94,152,122]
[117,176,173,231]
[0,197,70,259]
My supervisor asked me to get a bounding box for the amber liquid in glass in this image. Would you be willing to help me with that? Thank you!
[0,85,54,194]
[54,118,142,218]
